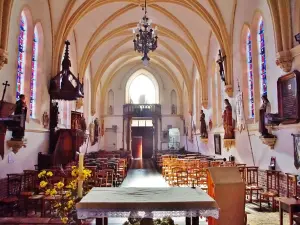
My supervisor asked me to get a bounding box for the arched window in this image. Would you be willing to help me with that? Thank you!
[246,31,254,118]
[30,26,38,118]
[258,18,267,96]
[16,11,27,100]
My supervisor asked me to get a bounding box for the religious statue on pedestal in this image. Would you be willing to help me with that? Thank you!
[12,94,27,140]
[223,99,234,139]
[259,95,274,138]
[200,110,208,138]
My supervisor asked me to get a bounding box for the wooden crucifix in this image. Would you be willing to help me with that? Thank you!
[216,49,226,85]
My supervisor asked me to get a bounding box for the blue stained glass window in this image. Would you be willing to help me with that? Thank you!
[16,12,27,100]
[247,31,254,118]
[258,18,267,96]
[30,27,38,118]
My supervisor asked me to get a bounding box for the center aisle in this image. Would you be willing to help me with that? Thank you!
[108,159,206,225]
[120,159,168,188]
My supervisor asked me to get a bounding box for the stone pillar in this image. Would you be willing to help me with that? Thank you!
[126,117,132,151]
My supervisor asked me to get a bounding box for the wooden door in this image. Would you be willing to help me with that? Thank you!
[132,136,142,159]
[131,127,153,159]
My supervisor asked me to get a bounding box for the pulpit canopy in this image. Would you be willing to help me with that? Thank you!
[49,41,84,100]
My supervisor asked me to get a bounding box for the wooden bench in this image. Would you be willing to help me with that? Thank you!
[0,217,63,224]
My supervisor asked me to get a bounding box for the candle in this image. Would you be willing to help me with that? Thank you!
[78,153,84,198]
[78,180,83,198]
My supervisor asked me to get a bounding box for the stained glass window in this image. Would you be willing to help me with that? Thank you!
[16,12,27,100]
[30,27,38,118]
[246,31,254,118]
[258,18,267,96]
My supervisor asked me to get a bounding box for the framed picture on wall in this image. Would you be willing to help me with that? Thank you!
[214,134,221,155]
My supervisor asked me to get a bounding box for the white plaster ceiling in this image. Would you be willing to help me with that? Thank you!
[50,0,236,90]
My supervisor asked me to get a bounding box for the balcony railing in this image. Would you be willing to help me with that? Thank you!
[123,104,161,117]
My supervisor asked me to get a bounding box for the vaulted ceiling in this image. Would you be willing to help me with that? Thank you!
[49,0,236,112]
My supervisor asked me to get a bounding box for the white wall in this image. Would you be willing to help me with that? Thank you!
[186,0,300,174]
[0,1,52,178]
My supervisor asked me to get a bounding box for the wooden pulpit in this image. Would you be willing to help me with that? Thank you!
[0,101,15,159]
[207,167,246,225]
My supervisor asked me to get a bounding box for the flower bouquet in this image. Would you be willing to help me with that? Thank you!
[38,166,92,224]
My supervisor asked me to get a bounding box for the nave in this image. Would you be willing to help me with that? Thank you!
[110,159,205,225]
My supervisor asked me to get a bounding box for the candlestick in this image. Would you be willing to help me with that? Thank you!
[78,153,84,198]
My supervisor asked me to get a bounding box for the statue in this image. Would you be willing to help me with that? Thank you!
[12,94,27,140]
[80,117,87,132]
[50,102,59,129]
[200,110,208,138]
[94,118,99,143]
[223,99,234,139]
[42,112,49,129]
[216,49,226,84]
[171,104,176,114]
[108,105,113,115]
[259,95,274,137]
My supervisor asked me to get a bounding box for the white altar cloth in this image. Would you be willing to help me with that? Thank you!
[76,187,219,219]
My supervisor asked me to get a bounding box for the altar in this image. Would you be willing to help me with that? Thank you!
[76,187,219,225]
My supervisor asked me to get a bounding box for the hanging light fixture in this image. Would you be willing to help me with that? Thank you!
[133,0,158,66]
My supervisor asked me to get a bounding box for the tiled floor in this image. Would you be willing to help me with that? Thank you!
[105,159,289,225]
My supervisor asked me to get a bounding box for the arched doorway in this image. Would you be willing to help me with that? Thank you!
[125,70,160,159]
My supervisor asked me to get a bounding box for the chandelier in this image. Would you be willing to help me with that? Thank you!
[133,0,158,66]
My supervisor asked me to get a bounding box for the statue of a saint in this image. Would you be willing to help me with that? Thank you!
[200,110,208,138]
[42,112,49,129]
[171,104,176,114]
[12,94,27,140]
[94,118,99,143]
[108,105,113,115]
[259,95,274,137]
[50,102,59,129]
[223,99,234,139]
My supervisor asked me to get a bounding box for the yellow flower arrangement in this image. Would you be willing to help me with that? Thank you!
[45,189,51,196]
[56,181,64,189]
[46,171,53,177]
[38,166,93,224]
[40,181,48,188]
[61,217,68,224]
[38,170,46,178]
[50,189,57,196]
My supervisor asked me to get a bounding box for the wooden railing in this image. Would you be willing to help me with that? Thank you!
[123,104,161,117]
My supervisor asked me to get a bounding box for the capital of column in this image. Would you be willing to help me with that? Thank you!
[225,84,233,97]
[0,49,8,70]
[202,99,208,109]
[276,50,293,73]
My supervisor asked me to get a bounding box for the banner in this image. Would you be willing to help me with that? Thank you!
[235,92,245,132]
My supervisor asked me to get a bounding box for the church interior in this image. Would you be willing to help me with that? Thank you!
[0,0,300,224]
